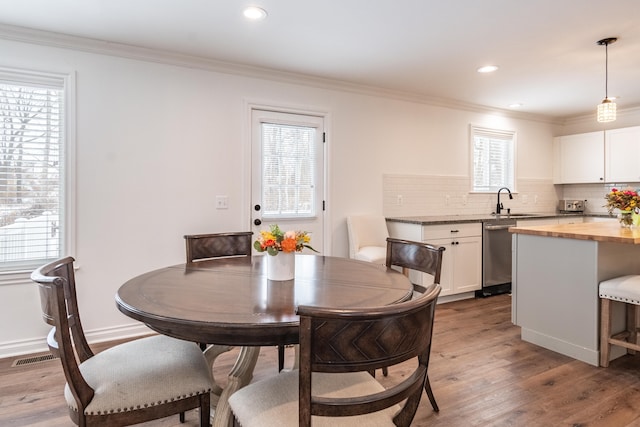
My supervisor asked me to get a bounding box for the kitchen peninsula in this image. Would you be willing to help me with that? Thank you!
[510,221,640,366]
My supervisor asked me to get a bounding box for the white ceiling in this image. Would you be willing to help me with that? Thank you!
[1,0,639,120]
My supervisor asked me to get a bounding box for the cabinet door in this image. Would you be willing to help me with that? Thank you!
[452,236,482,293]
[436,240,455,296]
[553,131,604,184]
[605,126,640,182]
[431,236,481,297]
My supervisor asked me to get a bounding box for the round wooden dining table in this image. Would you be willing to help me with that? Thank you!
[116,254,412,427]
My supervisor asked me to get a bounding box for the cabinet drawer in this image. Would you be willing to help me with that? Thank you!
[422,222,481,240]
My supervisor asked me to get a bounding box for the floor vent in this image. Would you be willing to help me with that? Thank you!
[11,353,58,367]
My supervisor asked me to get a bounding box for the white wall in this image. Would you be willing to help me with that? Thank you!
[0,37,559,357]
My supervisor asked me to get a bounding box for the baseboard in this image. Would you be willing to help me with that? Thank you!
[520,327,601,367]
[437,291,476,304]
[0,323,152,359]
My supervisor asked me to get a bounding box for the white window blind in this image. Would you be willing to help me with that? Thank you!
[261,123,315,217]
[0,71,66,274]
[472,126,515,192]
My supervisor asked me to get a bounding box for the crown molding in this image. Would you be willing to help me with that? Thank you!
[0,23,559,124]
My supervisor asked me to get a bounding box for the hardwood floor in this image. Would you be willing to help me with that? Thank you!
[2,294,640,426]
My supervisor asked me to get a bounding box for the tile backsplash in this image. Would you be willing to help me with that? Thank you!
[561,182,640,214]
[382,174,627,217]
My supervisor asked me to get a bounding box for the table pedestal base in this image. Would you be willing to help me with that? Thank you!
[204,346,261,427]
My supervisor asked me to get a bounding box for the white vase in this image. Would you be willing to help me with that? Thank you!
[266,252,295,281]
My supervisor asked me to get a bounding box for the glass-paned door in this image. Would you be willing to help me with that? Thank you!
[251,109,325,253]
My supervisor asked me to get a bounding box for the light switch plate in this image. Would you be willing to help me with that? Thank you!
[216,195,229,209]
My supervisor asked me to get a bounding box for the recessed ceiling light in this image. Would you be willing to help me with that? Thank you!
[243,6,267,21]
[477,65,499,73]
[509,103,523,108]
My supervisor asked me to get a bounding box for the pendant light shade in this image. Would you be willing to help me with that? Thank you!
[596,37,617,123]
[597,98,616,123]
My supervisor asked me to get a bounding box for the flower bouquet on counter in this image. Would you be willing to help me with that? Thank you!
[254,224,318,256]
[604,187,640,228]
[604,187,640,213]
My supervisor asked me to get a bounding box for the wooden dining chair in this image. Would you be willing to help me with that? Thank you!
[184,231,287,371]
[385,236,445,412]
[184,231,254,262]
[228,284,442,426]
[31,256,212,427]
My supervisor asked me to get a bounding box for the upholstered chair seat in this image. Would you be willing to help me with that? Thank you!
[353,245,387,263]
[229,370,401,427]
[64,335,212,416]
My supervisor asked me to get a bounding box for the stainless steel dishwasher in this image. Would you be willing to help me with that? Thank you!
[478,217,517,297]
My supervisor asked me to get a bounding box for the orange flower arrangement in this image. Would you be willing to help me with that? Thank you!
[254,224,317,256]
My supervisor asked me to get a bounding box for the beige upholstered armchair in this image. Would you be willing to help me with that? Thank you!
[346,215,389,265]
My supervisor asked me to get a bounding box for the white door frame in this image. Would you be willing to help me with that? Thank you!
[243,100,331,255]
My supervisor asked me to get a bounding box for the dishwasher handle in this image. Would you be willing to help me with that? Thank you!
[484,224,515,230]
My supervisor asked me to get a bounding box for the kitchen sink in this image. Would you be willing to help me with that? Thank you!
[490,213,541,218]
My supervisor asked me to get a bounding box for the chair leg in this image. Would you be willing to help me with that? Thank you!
[627,304,638,355]
[278,345,285,371]
[424,375,439,412]
[600,298,612,367]
[382,366,388,376]
[200,391,211,427]
[180,412,185,423]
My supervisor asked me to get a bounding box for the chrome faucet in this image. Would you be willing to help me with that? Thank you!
[496,187,513,214]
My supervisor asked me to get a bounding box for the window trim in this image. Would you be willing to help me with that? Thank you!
[0,67,76,285]
[469,124,517,194]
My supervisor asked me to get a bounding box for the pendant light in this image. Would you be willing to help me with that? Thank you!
[596,37,617,123]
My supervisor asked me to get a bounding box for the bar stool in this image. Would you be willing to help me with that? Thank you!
[599,275,640,367]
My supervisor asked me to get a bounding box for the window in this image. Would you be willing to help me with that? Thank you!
[261,122,317,217]
[0,68,74,278]
[471,126,515,192]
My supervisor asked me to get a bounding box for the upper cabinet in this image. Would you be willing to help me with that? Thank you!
[605,126,640,183]
[553,131,604,184]
[553,126,640,184]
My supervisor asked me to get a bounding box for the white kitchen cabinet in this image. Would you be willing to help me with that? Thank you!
[516,217,584,227]
[516,218,558,227]
[605,126,640,183]
[387,221,481,298]
[553,131,604,184]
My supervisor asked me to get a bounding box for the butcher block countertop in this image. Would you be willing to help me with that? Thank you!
[509,221,640,244]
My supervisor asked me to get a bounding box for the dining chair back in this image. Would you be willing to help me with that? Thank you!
[184,231,253,262]
[228,284,442,427]
[31,256,212,426]
[386,237,445,294]
[385,236,445,412]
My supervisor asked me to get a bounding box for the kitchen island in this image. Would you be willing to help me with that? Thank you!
[510,221,640,366]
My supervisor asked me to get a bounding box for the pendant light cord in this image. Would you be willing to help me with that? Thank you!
[605,41,609,99]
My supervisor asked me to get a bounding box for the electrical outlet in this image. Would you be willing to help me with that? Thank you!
[445,195,450,206]
[462,194,467,205]
[397,195,403,206]
[216,195,229,209]
[534,195,538,204]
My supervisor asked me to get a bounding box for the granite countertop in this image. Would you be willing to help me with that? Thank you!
[385,213,611,225]
[509,221,640,244]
